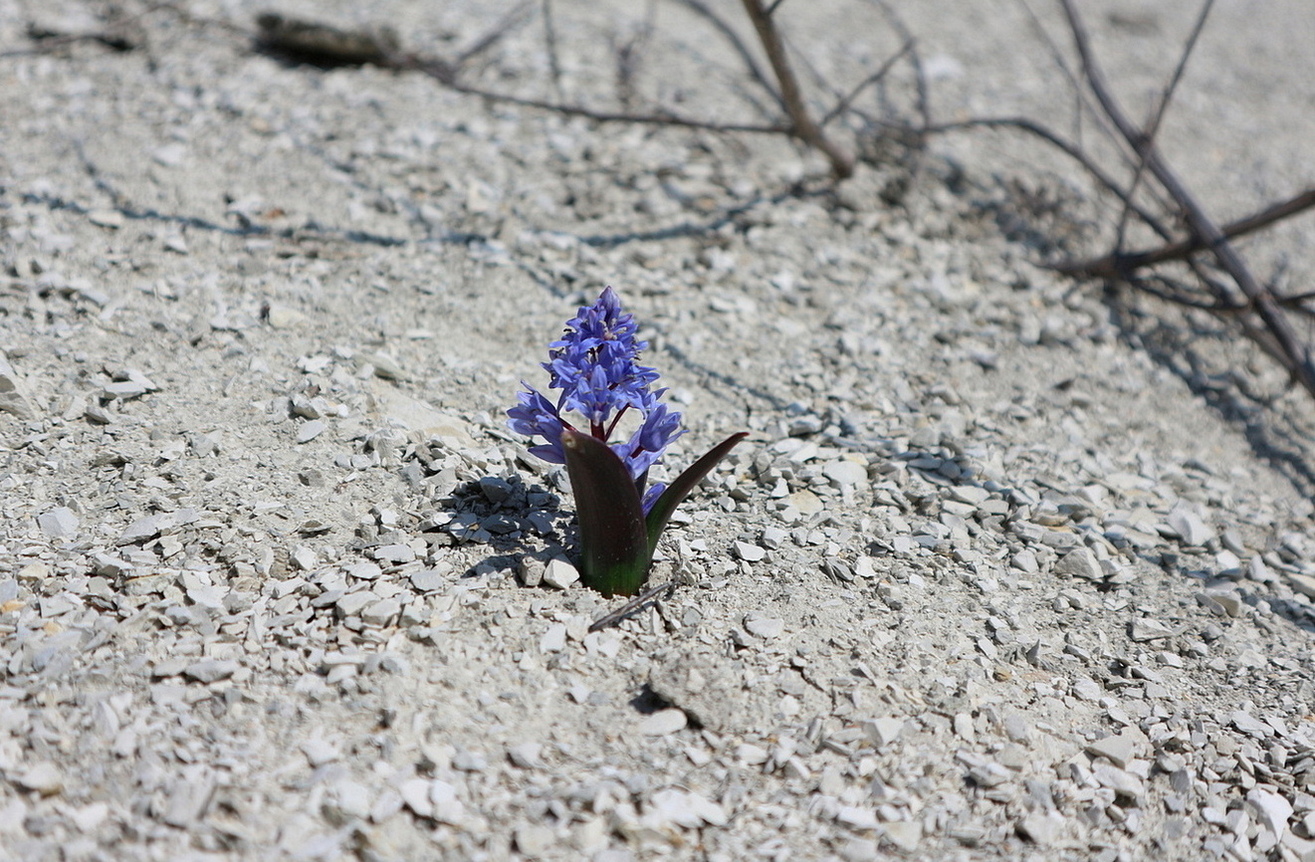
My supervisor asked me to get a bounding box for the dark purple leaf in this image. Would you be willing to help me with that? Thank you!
[561,428,651,597]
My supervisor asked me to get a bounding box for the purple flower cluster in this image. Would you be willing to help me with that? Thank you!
[508,287,685,511]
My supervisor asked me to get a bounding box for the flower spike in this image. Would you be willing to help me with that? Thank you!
[509,287,745,595]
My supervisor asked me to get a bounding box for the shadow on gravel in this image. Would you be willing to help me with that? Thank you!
[435,475,573,577]
[1103,291,1315,498]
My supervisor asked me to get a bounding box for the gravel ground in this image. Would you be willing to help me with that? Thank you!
[4,2,1315,860]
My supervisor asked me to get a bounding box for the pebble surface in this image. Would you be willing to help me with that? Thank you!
[2,2,1315,861]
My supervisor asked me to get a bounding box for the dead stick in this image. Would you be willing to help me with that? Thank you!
[1112,0,1214,254]
[443,79,789,134]
[588,582,677,632]
[1059,0,1315,395]
[671,0,785,113]
[1057,188,1315,278]
[739,0,855,179]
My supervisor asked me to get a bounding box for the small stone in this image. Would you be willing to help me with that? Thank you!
[330,779,371,821]
[162,776,216,827]
[152,143,187,166]
[648,788,726,827]
[101,374,155,400]
[1202,590,1244,617]
[1129,617,1175,642]
[540,623,567,653]
[823,460,868,487]
[507,743,543,769]
[302,738,340,767]
[1087,732,1140,769]
[429,780,466,823]
[361,598,401,627]
[371,543,415,564]
[399,778,433,818]
[17,762,63,795]
[0,354,37,420]
[838,838,880,862]
[1232,711,1273,738]
[863,717,906,749]
[1166,506,1215,546]
[118,512,173,545]
[514,825,555,858]
[184,659,239,683]
[1093,764,1144,800]
[788,415,824,436]
[345,562,382,581]
[639,709,688,736]
[1288,573,1315,599]
[1247,788,1294,836]
[409,569,446,592]
[542,559,579,590]
[363,352,404,380]
[336,591,375,618]
[837,805,880,831]
[787,489,825,516]
[451,750,486,772]
[1072,678,1103,700]
[734,541,765,562]
[478,476,512,504]
[1054,547,1102,580]
[266,306,306,329]
[518,557,544,587]
[37,507,79,539]
[1018,811,1065,845]
[69,802,108,832]
[84,403,114,424]
[882,820,922,852]
[89,209,125,229]
[743,613,784,638]
[297,420,327,443]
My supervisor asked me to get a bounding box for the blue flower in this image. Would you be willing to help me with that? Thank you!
[508,287,683,511]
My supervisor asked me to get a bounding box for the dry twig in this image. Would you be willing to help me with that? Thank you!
[738,0,855,179]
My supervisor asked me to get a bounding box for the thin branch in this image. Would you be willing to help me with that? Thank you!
[443,79,788,134]
[588,581,677,632]
[1056,188,1315,277]
[541,0,565,103]
[738,0,854,178]
[921,116,1171,237]
[668,0,786,113]
[818,40,912,129]
[1113,0,1214,252]
[454,1,535,70]
[867,0,930,133]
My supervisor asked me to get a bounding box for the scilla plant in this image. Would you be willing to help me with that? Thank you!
[508,287,746,597]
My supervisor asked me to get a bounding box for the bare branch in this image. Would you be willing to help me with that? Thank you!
[668,0,785,113]
[541,0,565,103]
[1112,0,1214,252]
[818,40,912,129]
[738,0,855,178]
[1056,188,1315,278]
[444,78,788,134]
[454,1,536,70]
[921,116,1170,237]
[1058,0,1315,397]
